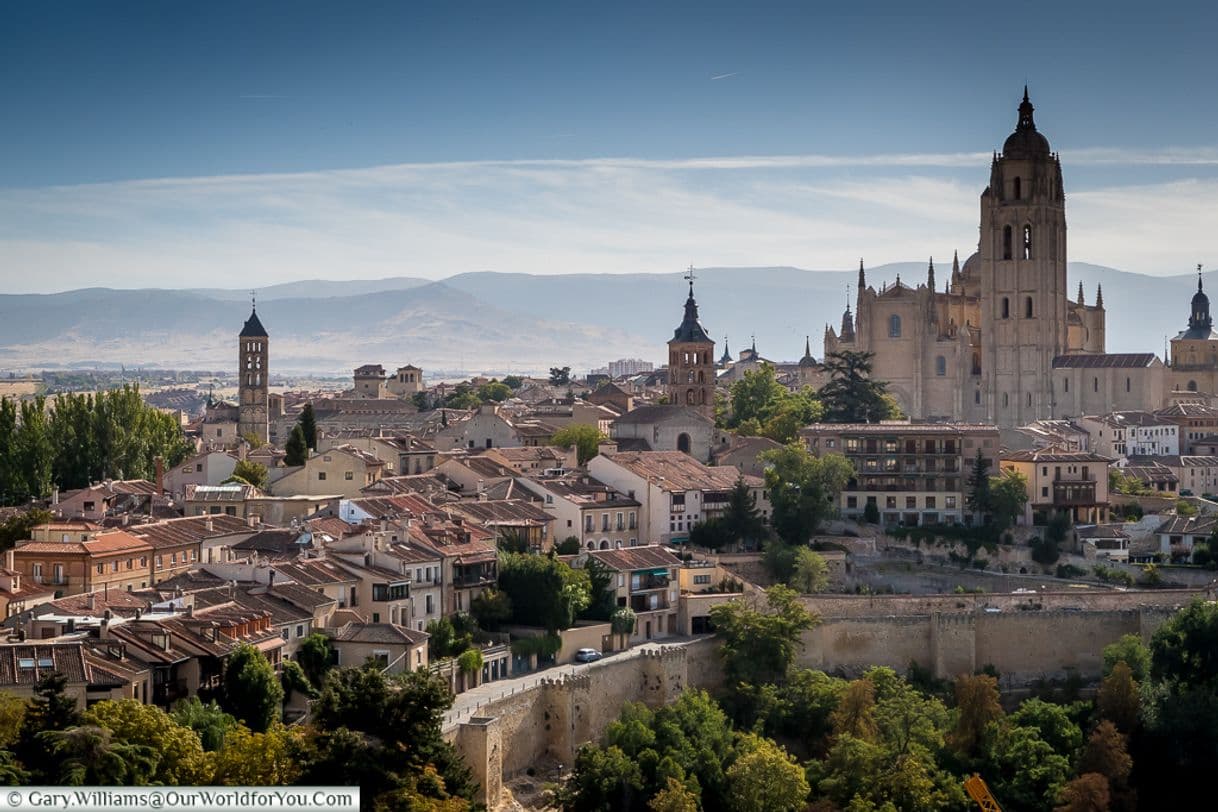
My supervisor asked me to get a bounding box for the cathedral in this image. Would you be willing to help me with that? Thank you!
[824,88,1167,429]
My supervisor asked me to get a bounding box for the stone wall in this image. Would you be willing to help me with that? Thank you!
[802,586,1209,619]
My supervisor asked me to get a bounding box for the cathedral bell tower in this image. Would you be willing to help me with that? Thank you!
[238,298,270,444]
[667,269,716,419]
[979,87,1068,425]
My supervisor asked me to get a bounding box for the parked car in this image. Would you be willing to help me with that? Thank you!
[574,648,603,663]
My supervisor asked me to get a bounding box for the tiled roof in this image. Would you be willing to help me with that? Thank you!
[1156,403,1218,418]
[16,530,153,557]
[1051,353,1158,369]
[270,558,360,587]
[1156,515,1218,535]
[613,405,712,426]
[332,621,427,645]
[232,530,312,556]
[0,643,88,685]
[1002,449,1114,463]
[588,546,683,573]
[131,515,251,549]
[603,451,756,492]
[446,499,552,527]
[802,422,999,435]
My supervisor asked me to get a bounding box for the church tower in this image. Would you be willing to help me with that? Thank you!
[667,270,716,418]
[238,301,269,444]
[979,88,1068,425]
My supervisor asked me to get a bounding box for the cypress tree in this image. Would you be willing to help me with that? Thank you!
[298,403,318,451]
[285,424,308,466]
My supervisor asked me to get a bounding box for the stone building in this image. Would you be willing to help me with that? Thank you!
[237,305,269,444]
[386,365,425,397]
[822,89,1164,428]
[1168,270,1218,396]
[666,274,715,420]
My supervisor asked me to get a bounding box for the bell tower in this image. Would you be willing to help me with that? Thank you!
[237,297,269,444]
[979,87,1069,425]
[667,268,716,419]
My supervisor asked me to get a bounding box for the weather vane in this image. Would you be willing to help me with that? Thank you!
[251,289,257,310]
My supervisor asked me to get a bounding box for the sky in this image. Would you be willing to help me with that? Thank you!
[2,0,1217,293]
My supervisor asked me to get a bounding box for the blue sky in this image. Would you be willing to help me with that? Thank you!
[2,1,1217,291]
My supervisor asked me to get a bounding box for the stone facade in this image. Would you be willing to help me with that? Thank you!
[237,307,269,444]
[666,276,716,420]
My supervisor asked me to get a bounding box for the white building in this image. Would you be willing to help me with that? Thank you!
[1076,412,1179,461]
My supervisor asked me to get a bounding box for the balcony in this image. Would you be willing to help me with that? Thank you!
[630,573,670,592]
[1052,482,1098,506]
[630,593,670,613]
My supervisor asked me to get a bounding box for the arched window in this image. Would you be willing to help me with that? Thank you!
[1002,393,1009,408]
[1013,177,1022,200]
[1026,392,1032,407]
[599,540,610,550]
[677,433,691,454]
[697,371,704,383]
[1188,380,1198,392]
[974,390,981,405]
[1023,225,1033,260]
[1003,225,1013,260]
[686,388,696,404]
[1001,298,1010,319]
[935,356,946,376]
[889,314,902,338]
[1025,297,1033,318]
[971,352,981,376]
[587,541,595,550]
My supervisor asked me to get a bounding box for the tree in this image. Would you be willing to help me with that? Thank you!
[227,459,268,490]
[689,518,734,551]
[1149,598,1218,690]
[470,588,513,632]
[709,585,819,685]
[298,403,318,451]
[0,693,26,750]
[556,536,582,555]
[966,450,992,519]
[1078,720,1132,788]
[1103,634,1150,682]
[16,673,80,780]
[719,478,766,548]
[862,499,880,524]
[284,424,308,467]
[83,699,209,784]
[502,375,524,390]
[209,724,302,785]
[477,381,513,403]
[219,644,283,733]
[295,633,335,690]
[170,698,237,752]
[497,552,590,632]
[426,616,473,661]
[551,424,606,466]
[789,547,828,594]
[818,350,900,423]
[1010,698,1084,760]
[549,366,571,386]
[648,776,698,812]
[1096,661,1140,732]
[830,678,878,740]
[457,649,483,681]
[496,528,531,554]
[610,607,637,650]
[559,744,644,810]
[948,673,1003,756]
[1055,773,1111,812]
[725,733,810,812]
[46,725,157,785]
[981,722,1073,810]
[727,364,789,427]
[759,442,854,545]
[989,470,1029,529]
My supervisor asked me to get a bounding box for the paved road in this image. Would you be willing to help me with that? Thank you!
[443,640,687,731]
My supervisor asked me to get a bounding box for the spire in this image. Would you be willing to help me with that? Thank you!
[670,268,712,344]
[1199,263,1205,292]
[719,335,733,365]
[1096,284,1104,308]
[858,258,866,291]
[927,257,935,289]
[1077,281,1085,305]
[840,284,856,342]
[1017,85,1036,131]
[952,249,960,275]
[805,335,812,357]
[1189,264,1211,334]
[751,334,757,354]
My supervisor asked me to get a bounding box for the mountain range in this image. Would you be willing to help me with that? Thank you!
[0,263,1202,375]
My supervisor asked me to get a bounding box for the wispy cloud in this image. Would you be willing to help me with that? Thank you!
[0,147,1215,292]
[709,72,738,81]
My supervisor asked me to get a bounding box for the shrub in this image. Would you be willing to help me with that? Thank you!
[1055,563,1086,579]
[862,501,880,524]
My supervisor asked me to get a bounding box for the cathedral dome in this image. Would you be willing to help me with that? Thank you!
[1002,87,1051,159]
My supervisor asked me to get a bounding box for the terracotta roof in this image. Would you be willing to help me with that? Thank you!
[131,515,251,549]
[36,590,152,619]
[588,546,683,572]
[1156,403,1218,418]
[16,530,153,557]
[232,529,312,557]
[446,499,552,527]
[270,558,360,587]
[0,643,88,685]
[602,451,753,492]
[1156,515,1218,535]
[1002,449,1114,463]
[333,621,427,646]
[1052,353,1158,369]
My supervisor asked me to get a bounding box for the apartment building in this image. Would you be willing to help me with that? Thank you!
[1000,448,1114,525]
[801,422,1001,526]
[1075,411,1179,459]
[517,473,642,550]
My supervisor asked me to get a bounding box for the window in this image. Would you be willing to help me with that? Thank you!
[888,314,902,338]
[1001,298,1010,319]
[1064,377,1069,393]
[1003,225,1013,260]
[935,355,946,376]
[906,496,917,509]
[945,496,957,509]
[1023,225,1033,259]
[318,471,327,481]
[925,496,936,509]
[1126,377,1131,393]
[52,564,63,584]
[846,496,858,508]
[1002,393,1009,408]
[425,595,434,614]
[1094,377,1099,393]
[297,624,305,638]
[195,463,203,472]
[281,628,290,640]
[1025,296,1033,318]
[974,390,981,405]
[1013,176,1022,200]
[1026,393,1032,407]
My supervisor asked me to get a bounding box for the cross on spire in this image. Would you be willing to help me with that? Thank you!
[1199,263,1205,291]
[250,290,257,311]
[684,265,697,296]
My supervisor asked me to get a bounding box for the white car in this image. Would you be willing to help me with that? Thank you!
[574,648,603,663]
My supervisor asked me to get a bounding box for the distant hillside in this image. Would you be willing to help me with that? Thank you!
[0,263,1203,374]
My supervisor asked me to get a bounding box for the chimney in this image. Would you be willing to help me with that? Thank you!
[268,570,276,587]
[51,488,59,506]
[205,517,214,532]
[247,513,257,528]
[154,456,165,496]
[87,592,96,612]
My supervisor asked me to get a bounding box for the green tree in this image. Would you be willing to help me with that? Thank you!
[551,424,606,466]
[556,536,582,555]
[709,585,819,685]
[470,588,513,632]
[1096,661,1140,732]
[980,722,1073,810]
[498,552,591,631]
[725,733,809,812]
[46,725,157,785]
[818,350,900,423]
[728,364,790,428]
[13,398,53,501]
[295,633,335,690]
[477,380,513,402]
[298,402,318,451]
[719,478,766,548]
[648,776,698,812]
[0,693,26,750]
[502,375,524,390]
[457,648,483,678]
[948,673,1004,756]
[83,699,209,784]
[0,398,17,505]
[549,366,572,386]
[1103,634,1150,682]
[689,518,733,551]
[581,557,618,621]
[610,607,637,649]
[170,698,237,752]
[226,459,269,490]
[1010,698,1084,760]
[284,424,308,467]
[966,449,992,520]
[16,673,80,781]
[209,724,303,785]
[219,644,283,733]
[862,499,880,524]
[989,469,1029,529]
[789,547,828,594]
[425,616,473,661]
[1149,599,1218,690]
[558,744,644,810]
[496,528,531,554]
[759,442,854,545]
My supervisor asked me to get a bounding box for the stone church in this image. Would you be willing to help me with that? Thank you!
[824,89,1166,428]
